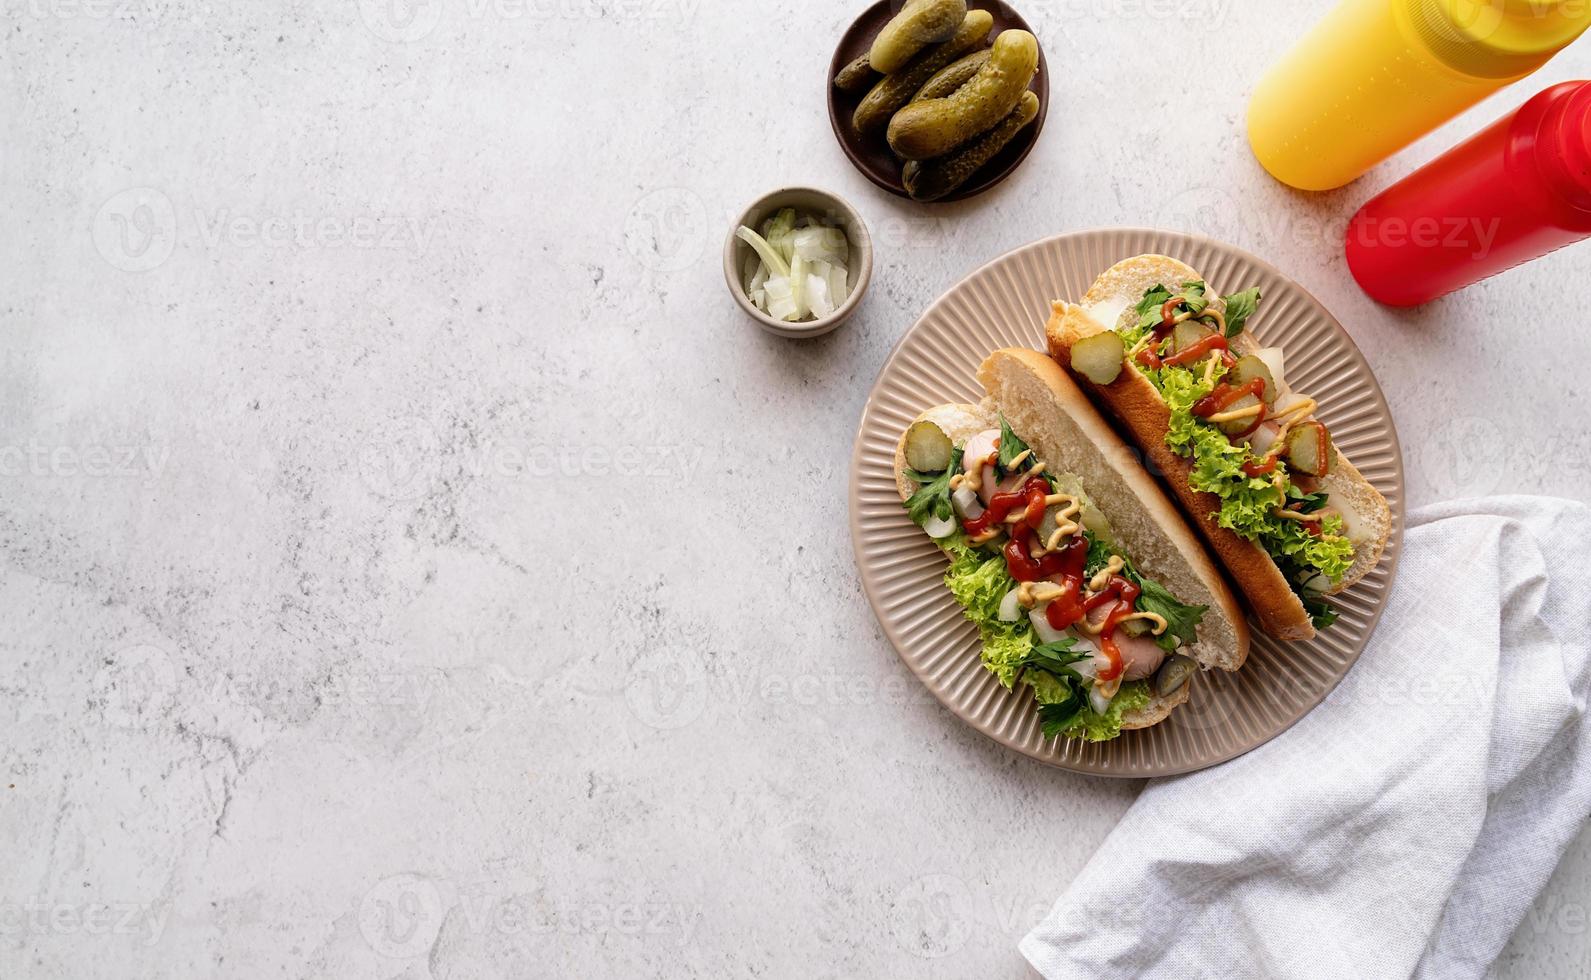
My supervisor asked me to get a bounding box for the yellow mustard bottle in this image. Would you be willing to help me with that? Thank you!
[1248,0,1591,190]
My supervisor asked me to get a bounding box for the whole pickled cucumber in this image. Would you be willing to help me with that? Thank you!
[833,53,875,93]
[887,29,1039,161]
[903,90,1040,201]
[869,0,968,75]
[851,10,994,137]
[911,49,990,103]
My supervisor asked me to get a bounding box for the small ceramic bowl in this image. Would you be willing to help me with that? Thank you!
[826,1,1049,203]
[724,187,873,339]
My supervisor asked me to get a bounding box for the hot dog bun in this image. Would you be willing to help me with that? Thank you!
[893,349,1250,732]
[1046,255,1391,641]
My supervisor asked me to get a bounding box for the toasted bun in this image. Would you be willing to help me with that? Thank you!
[1313,458,1391,596]
[1045,254,1392,638]
[892,350,1250,732]
[1119,676,1192,731]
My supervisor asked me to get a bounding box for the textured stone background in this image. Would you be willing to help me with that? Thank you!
[2,1,1587,977]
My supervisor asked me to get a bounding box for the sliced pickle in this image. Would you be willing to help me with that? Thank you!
[1212,393,1265,436]
[1170,320,1215,355]
[1284,420,1335,477]
[1229,354,1277,404]
[1120,617,1153,638]
[1035,504,1067,548]
[1047,473,1111,538]
[1069,331,1126,385]
[904,420,955,473]
[1155,655,1197,697]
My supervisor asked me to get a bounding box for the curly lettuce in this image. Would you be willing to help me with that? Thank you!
[1148,363,1354,585]
[941,543,1156,742]
[1046,681,1151,741]
[943,543,1014,624]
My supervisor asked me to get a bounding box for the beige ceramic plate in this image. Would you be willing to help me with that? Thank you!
[849,229,1404,777]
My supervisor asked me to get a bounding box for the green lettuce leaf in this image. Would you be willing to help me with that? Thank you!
[1082,531,1208,653]
[1126,281,1208,346]
[1149,363,1355,587]
[940,544,1156,741]
[1129,574,1208,652]
[1045,681,1152,741]
[1302,591,1340,630]
[943,544,1014,624]
[903,446,963,528]
[1220,287,1261,337]
[997,415,1033,475]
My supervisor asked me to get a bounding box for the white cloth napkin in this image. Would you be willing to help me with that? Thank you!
[1021,497,1591,980]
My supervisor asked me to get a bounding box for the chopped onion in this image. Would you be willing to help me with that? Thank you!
[922,513,957,539]
[952,485,984,518]
[766,208,796,263]
[737,212,851,323]
[1084,295,1133,332]
[1068,645,1101,681]
[789,253,807,321]
[1248,421,1281,454]
[1089,685,1114,716]
[793,225,848,266]
[807,263,835,318]
[1275,391,1313,420]
[1334,500,1366,543]
[764,276,798,321]
[736,226,789,279]
[1029,607,1069,645]
[1254,346,1289,395]
[998,589,1023,623]
[827,262,849,306]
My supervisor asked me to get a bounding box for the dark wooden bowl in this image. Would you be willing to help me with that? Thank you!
[826,1,1050,203]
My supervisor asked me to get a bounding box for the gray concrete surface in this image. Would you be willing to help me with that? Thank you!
[1,1,1586,976]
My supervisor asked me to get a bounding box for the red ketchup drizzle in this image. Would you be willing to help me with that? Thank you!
[1161,333,1233,368]
[1192,377,1269,439]
[1082,576,1141,682]
[1158,298,1184,332]
[1040,537,1090,631]
[1135,298,1188,370]
[959,461,1142,687]
[961,472,1049,540]
[1242,455,1279,477]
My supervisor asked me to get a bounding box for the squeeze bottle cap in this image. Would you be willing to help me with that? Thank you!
[1410,0,1591,79]
[1538,80,1591,211]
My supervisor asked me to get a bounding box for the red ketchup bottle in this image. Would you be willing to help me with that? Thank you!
[1346,80,1591,307]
